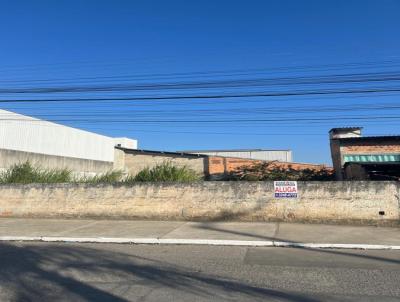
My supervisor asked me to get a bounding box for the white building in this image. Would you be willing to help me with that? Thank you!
[182,149,292,162]
[0,109,137,173]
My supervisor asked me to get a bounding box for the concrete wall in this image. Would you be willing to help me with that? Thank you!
[0,148,113,176]
[0,181,398,226]
[122,152,206,176]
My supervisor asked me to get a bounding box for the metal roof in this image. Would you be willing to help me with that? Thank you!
[180,149,291,153]
[116,147,208,158]
[338,135,400,142]
[329,127,363,133]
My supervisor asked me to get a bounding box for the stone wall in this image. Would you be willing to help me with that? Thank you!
[0,181,398,226]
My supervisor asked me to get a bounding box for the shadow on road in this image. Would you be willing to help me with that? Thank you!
[0,242,320,302]
[195,223,400,265]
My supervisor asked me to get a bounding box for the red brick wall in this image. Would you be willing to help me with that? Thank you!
[207,157,226,174]
[206,156,331,178]
[342,142,400,154]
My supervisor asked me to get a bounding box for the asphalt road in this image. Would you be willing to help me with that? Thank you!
[0,242,399,302]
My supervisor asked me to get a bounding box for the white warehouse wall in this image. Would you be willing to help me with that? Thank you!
[185,150,292,162]
[0,109,137,162]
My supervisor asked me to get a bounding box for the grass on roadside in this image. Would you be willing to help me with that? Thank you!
[79,170,124,184]
[0,161,72,184]
[0,161,200,184]
[126,161,200,182]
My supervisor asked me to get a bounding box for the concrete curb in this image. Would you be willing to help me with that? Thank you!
[0,236,400,250]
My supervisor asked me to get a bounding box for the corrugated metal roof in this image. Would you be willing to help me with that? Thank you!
[116,147,208,158]
[181,149,291,152]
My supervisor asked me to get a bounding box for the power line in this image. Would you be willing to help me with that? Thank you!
[2,71,400,94]
[0,103,398,119]
[2,59,400,85]
[0,115,399,123]
[1,57,399,76]
[0,87,399,103]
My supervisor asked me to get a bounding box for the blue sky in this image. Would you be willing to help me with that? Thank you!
[0,0,399,164]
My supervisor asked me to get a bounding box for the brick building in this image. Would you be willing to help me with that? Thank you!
[329,127,400,180]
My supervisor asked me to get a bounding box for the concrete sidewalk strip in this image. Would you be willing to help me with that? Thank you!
[162,221,278,240]
[0,218,399,250]
[275,222,400,245]
[0,218,185,238]
[0,236,399,250]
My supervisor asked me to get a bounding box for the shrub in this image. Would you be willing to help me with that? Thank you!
[79,170,123,184]
[0,161,72,184]
[227,162,334,181]
[127,161,200,182]
[0,161,200,184]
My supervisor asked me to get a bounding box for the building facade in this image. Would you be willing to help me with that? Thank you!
[0,109,137,175]
[329,127,400,180]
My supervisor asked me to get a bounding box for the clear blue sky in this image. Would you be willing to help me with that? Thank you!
[0,0,399,164]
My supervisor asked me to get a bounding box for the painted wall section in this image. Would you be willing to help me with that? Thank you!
[0,148,113,175]
[0,181,397,226]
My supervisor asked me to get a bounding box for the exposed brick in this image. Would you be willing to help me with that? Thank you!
[330,136,400,180]
[343,145,400,153]
[206,156,331,177]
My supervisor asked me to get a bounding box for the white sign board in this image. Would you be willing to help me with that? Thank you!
[274,181,298,198]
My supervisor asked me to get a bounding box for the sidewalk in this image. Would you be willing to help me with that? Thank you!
[1,218,399,249]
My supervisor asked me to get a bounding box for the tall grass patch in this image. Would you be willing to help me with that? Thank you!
[0,161,72,184]
[80,170,123,184]
[127,161,200,182]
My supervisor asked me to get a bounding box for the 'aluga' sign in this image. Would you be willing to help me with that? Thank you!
[274,181,298,198]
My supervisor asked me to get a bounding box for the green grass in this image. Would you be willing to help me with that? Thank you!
[126,161,200,182]
[79,170,124,184]
[0,161,72,184]
[0,161,200,184]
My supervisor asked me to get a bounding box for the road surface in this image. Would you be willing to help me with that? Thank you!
[0,242,399,301]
